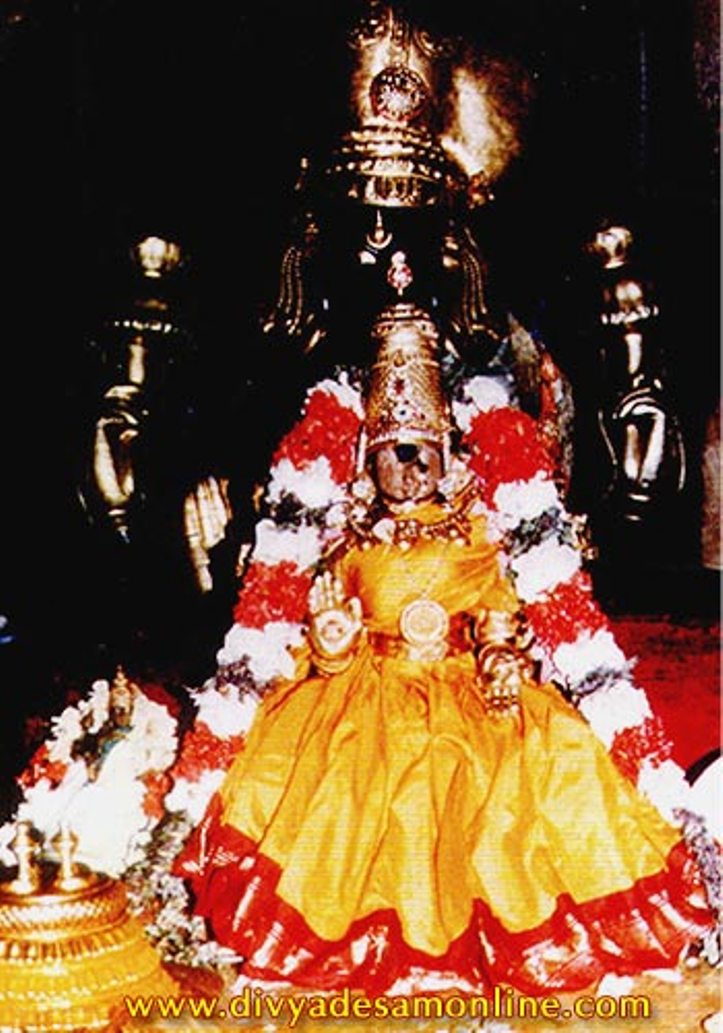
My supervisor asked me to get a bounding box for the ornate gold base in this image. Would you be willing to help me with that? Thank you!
[0,870,180,1031]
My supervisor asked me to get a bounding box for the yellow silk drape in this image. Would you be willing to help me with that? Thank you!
[220,504,681,956]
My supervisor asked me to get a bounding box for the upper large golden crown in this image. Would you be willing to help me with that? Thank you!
[325,2,530,208]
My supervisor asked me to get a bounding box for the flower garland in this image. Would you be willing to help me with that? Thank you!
[212,372,363,704]
[457,402,693,822]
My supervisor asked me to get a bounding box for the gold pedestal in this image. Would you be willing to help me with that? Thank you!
[0,849,180,1031]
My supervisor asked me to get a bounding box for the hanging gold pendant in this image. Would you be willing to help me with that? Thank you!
[399,598,449,661]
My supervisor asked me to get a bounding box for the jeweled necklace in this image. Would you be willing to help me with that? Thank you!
[349,479,478,550]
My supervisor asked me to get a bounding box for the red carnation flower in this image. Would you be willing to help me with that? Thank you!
[610,716,674,784]
[272,389,361,484]
[233,561,313,628]
[463,407,555,506]
[525,570,610,651]
[171,722,245,783]
[141,770,173,820]
[17,743,68,790]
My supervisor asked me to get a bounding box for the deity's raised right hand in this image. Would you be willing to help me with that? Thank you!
[308,571,363,661]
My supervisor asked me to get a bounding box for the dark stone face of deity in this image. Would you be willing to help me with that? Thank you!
[372,441,443,504]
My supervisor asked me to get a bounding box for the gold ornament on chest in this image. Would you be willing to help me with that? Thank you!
[399,596,450,661]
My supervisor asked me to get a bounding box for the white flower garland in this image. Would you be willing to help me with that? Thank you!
[4,679,178,876]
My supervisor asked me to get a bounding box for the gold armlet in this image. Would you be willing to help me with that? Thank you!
[473,609,517,648]
[309,628,365,675]
[474,609,534,652]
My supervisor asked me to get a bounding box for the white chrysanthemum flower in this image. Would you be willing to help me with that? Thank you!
[552,628,628,684]
[492,472,561,529]
[19,759,90,845]
[578,678,653,748]
[248,622,305,684]
[123,693,178,774]
[85,679,111,730]
[452,375,513,431]
[252,518,323,569]
[48,706,84,760]
[636,758,692,822]
[190,689,259,738]
[218,621,305,685]
[510,538,580,602]
[266,456,345,509]
[164,769,227,824]
[62,769,150,877]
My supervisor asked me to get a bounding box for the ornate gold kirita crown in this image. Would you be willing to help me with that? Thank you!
[363,302,452,453]
[325,3,529,208]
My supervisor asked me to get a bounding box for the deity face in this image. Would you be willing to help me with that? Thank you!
[372,441,443,504]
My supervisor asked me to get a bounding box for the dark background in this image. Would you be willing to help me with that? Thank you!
[0,0,719,795]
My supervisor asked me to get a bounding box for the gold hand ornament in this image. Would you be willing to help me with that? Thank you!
[308,571,363,670]
[473,609,535,718]
[475,644,530,718]
[183,475,233,593]
[91,384,144,538]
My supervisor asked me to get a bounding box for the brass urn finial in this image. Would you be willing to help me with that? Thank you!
[51,823,93,893]
[2,820,41,895]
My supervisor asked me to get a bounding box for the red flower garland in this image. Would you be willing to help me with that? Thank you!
[233,561,313,628]
[272,389,361,485]
[463,407,555,506]
[171,722,246,784]
[610,716,675,784]
[524,570,610,651]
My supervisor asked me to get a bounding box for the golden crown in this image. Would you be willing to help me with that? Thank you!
[325,3,529,208]
[364,303,452,453]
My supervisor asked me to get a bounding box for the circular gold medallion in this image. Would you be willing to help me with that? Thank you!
[370,65,428,123]
[400,597,449,647]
